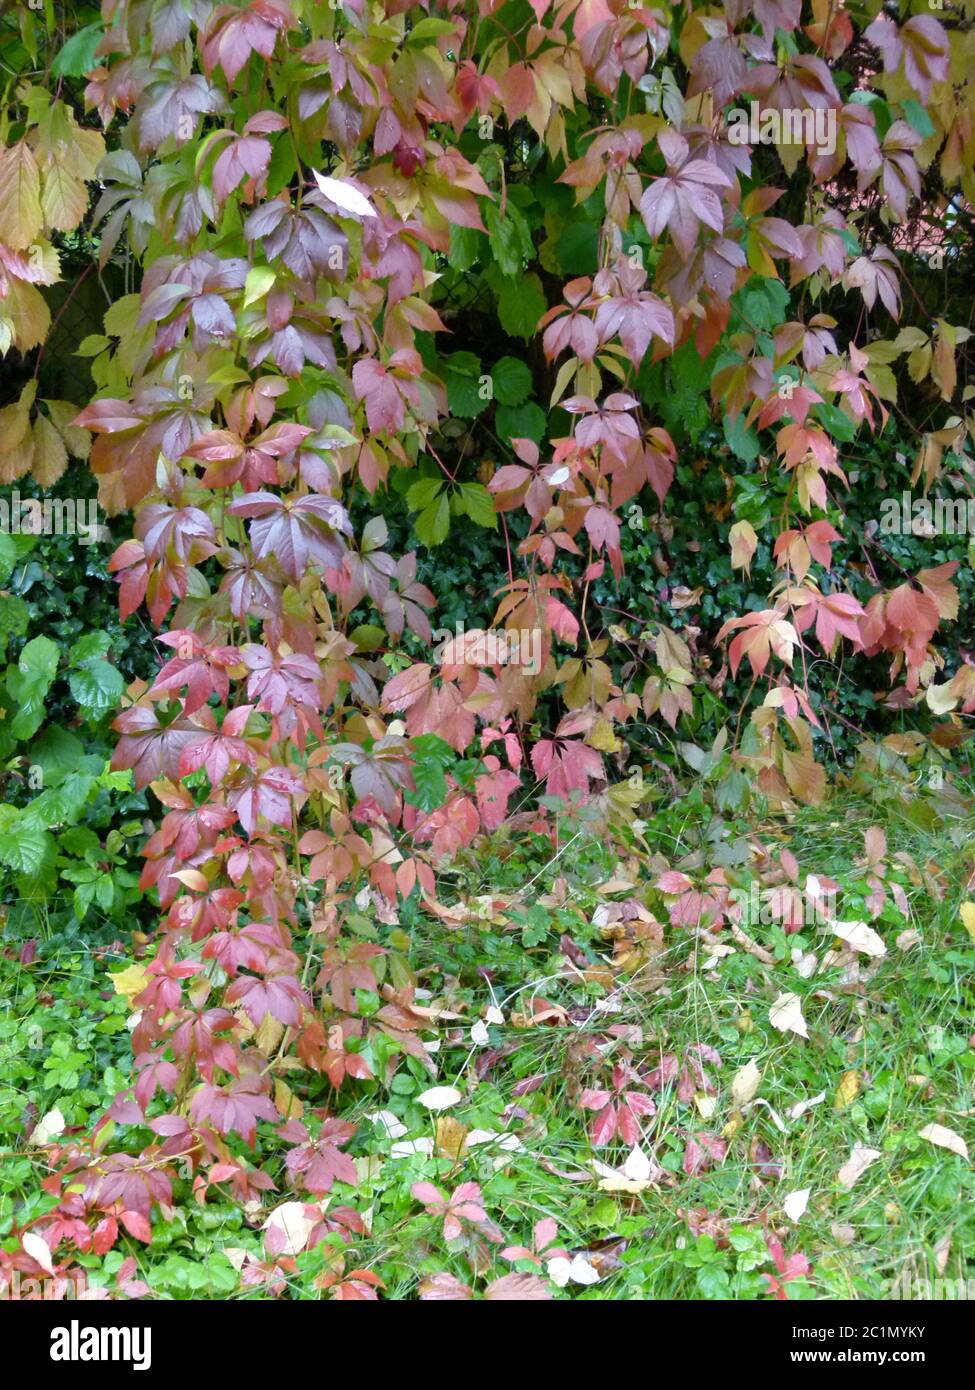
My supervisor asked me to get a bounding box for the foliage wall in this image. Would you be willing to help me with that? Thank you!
[0,0,974,1295]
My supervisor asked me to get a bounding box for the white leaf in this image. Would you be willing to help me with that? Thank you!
[783,1188,811,1223]
[466,1129,523,1152]
[788,1091,826,1120]
[567,1254,601,1285]
[837,1143,882,1189]
[312,171,377,218]
[366,1109,407,1140]
[770,991,808,1038]
[30,1106,65,1145]
[391,1138,435,1158]
[22,1231,55,1275]
[918,1124,969,1159]
[743,1097,788,1133]
[417,1085,462,1111]
[828,920,887,958]
[623,1145,652,1183]
[263,1201,318,1256]
[731,1059,762,1107]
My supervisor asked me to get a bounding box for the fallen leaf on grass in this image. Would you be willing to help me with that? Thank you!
[770,992,808,1038]
[593,1144,657,1192]
[742,1097,788,1133]
[547,1253,601,1287]
[837,1143,882,1189]
[731,1059,762,1107]
[417,1085,462,1111]
[829,920,887,958]
[435,1116,469,1159]
[263,1201,318,1256]
[835,1070,859,1110]
[783,1188,811,1223]
[918,1124,969,1159]
[960,902,975,943]
[788,1091,826,1120]
[29,1106,65,1145]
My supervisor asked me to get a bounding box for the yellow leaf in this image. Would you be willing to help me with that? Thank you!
[30,413,67,488]
[110,963,150,1005]
[435,1115,469,1159]
[0,142,42,250]
[273,1078,302,1120]
[588,717,621,753]
[256,1014,285,1056]
[834,1070,859,1110]
[959,902,975,943]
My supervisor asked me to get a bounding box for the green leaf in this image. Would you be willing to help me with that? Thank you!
[0,820,55,875]
[901,100,934,140]
[491,356,532,407]
[453,481,497,528]
[28,725,86,786]
[497,273,546,340]
[443,350,489,419]
[448,225,485,274]
[404,758,448,813]
[0,531,37,584]
[555,219,600,275]
[21,773,97,830]
[496,401,548,444]
[734,277,790,332]
[813,400,857,443]
[68,631,112,665]
[484,201,533,277]
[6,635,59,741]
[410,733,455,766]
[415,492,450,547]
[407,16,458,43]
[406,477,444,512]
[69,660,125,720]
[723,412,760,463]
[51,24,105,79]
[0,594,29,657]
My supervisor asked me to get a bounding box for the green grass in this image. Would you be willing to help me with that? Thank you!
[2,779,973,1300]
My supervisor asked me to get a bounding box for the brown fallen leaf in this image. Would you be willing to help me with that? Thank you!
[918,1123,969,1159]
[837,1142,882,1189]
